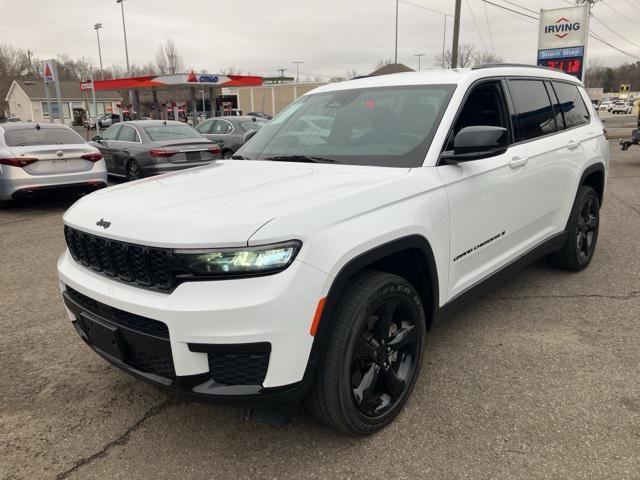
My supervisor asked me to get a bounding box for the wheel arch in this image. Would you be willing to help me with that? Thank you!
[580,162,605,207]
[308,235,440,365]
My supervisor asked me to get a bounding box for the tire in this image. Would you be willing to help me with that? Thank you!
[547,185,600,271]
[222,150,233,159]
[126,159,141,182]
[306,271,426,435]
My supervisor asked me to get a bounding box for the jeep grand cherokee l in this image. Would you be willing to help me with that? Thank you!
[58,66,608,435]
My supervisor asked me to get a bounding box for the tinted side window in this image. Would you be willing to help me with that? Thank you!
[101,125,121,140]
[196,119,213,134]
[118,125,138,142]
[509,79,557,141]
[545,81,565,131]
[553,82,590,129]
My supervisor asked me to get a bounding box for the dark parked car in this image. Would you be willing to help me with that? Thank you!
[246,112,272,120]
[90,120,221,181]
[195,115,268,158]
[97,113,122,128]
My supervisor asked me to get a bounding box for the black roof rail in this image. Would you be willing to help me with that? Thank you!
[472,63,557,72]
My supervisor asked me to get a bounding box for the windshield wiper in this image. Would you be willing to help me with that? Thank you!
[265,155,339,164]
[231,154,249,159]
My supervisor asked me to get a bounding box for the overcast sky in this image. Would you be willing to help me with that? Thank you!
[2,0,639,79]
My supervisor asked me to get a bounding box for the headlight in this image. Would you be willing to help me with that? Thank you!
[175,241,301,276]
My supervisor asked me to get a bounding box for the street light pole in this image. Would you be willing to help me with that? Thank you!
[442,14,448,69]
[93,23,104,79]
[292,61,304,83]
[413,53,425,71]
[116,0,133,115]
[116,0,130,73]
[451,0,462,68]
[394,0,399,63]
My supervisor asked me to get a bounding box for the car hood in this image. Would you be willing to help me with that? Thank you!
[63,160,410,248]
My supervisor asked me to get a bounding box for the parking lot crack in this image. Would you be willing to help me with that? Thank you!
[486,291,640,301]
[54,396,178,480]
[608,188,640,217]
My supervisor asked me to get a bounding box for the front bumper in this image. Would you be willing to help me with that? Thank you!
[57,249,329,404]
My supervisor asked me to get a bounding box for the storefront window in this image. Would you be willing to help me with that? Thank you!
[41,102,71,119]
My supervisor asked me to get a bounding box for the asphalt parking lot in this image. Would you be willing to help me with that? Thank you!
[1,143,639,480]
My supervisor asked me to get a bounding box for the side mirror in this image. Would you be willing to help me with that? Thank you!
[91,135,102,142]
[242,129,258,144]
[442,126,508,163]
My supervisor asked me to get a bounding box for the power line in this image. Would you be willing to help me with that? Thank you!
[483,1,496,54]
[397,0,451,17]
[496,0,538,15]
[591,14,640,50]
[482,0,539,20]
[464,0,488,51]
[601,0,640,28]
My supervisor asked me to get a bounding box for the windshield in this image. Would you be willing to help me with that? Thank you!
[143,125,203,141]
[4,126,85,146]
[237,84,455,167]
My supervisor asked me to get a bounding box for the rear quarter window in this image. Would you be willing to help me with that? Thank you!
[4,127,85,147]
[552,82,590,129]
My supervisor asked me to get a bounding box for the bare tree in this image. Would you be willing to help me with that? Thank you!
[375,58,394,70]
[221,66,244,75]
[435,44,503,68]
[155,39,184,75]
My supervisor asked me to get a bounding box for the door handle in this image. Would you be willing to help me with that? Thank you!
[509,156,529,169]
[567,139,581,150]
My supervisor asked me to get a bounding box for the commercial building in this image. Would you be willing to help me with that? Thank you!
[4,79,122,125]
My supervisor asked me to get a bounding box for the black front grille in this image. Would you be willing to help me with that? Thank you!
[208,352,270,386]
[66,287,169,339]
[64,226,173,290]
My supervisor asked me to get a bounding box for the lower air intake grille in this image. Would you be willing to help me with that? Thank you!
[127,349,176,378]
[208,351,270,386]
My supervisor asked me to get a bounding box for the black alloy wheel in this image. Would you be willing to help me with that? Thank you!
[350,297,420,417]
[307,271,426,435]
[576,194,598,264]
[126,160,141,181]
[547,185,600,271]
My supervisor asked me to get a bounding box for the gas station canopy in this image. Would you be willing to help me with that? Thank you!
[93,72,262,90]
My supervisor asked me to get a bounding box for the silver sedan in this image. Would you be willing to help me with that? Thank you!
[0,123,107,206]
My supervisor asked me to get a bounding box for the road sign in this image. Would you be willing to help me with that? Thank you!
[43,60,55,83]
[80,80,93,91]
[537,6,590,80]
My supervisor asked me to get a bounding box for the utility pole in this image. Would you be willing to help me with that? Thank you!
[277,68,286,83]
[116,0,130,73]
[451,0,462,68]
[94,23,104,79]
[292,61,304,83]
[442,15,448,69]
[413,53,425,71]
[116,0,133,113]
[394,0,399,63]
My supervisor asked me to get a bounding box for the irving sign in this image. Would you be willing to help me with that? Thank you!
[537,6,590,80]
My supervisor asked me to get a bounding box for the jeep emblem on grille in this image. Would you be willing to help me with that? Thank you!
[96,218,111,229]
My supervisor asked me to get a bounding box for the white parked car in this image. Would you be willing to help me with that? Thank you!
[57,66,608,435]
[611,101,632,114]
[598,101,613,112]
[0,123,107,207]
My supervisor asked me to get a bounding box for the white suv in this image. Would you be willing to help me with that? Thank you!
[58,66,608,435]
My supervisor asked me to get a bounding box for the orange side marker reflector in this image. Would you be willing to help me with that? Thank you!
[309,297,326,337]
